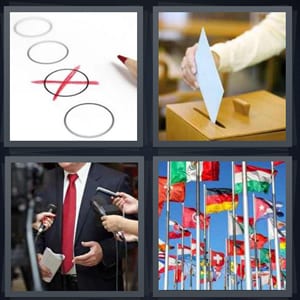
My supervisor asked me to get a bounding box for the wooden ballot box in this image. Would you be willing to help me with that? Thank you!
[166,90,286,141]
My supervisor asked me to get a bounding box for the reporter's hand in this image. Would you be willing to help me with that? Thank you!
[123,233,138,242]
[37,253,52,279]
[111,192,138,214]
[181,43,220,89]
[73,241,103,267]
[32,212,56,231]
[101,215,124,232]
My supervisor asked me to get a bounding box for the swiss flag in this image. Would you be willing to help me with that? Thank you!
[210,250,225,267]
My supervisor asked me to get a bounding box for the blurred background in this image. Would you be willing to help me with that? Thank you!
[158,12,286,140]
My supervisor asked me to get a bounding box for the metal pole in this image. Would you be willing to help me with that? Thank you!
[242,161,252,290]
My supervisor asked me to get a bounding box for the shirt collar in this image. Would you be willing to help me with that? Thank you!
[63,162,91,183]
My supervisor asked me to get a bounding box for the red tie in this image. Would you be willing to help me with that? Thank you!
[61,173,78,273]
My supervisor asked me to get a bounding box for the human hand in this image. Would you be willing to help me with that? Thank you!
[73,241,103,267]
[111,192,138,214]
[181,43,220,89]
[32,212,56,231]
[123,233,138,242]
[37,253,52,279]
[101,215,124,232]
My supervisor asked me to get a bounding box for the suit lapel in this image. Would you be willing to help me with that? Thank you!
[75,164,103,243]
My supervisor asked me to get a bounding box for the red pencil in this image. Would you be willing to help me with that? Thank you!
[117,55,137,79]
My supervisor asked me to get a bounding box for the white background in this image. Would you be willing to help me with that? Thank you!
[10,12,138,141]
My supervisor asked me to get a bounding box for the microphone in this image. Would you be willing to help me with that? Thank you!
[96,186,118,197]
[36,204,57,236]
[91,196,124,241]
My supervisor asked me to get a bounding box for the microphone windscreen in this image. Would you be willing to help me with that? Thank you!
[92,191,121,215]
[47,203,57,214]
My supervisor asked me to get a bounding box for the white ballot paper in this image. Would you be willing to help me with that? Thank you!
[40,247,65,283]
[195,28,224,123]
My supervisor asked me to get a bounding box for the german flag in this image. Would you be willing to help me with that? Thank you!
[206,188,238,214]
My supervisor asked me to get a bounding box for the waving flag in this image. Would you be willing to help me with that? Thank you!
[227,239,245,256]
[191,238,205,255]
[169,230,191,239]
[279,237,286,256]
[206,188,238,214]
[182,207,210,229]
[158,238,174,252]
[228,214,254,236]
[210,250,225,267]
[259,248,276,264]
[158,176,185,215]
[254,196,284,220]
[170,161,220,184]
[250,233,268,249]
[234,164,277,193]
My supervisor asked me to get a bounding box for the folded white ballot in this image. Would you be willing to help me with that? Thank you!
[195,28,224,124]
[40,247,65,283]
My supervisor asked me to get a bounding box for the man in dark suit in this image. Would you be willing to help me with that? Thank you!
[35,162,131,291]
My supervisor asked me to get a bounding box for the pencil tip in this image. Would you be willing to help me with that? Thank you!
[117,55,127,64]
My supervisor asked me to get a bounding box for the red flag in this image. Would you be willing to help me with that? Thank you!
[169,230,191,239]
[274,161,284,166]
[227,239,245,256]
[182,207,210,229]
[250,233,268,249]
[191,238,205,255]
[272,276,277,288]
[158,176,185,215]
[175,264,186,283]
[210,250,225,267]
[236,215,254,227]
[237,263,245,279]
[201,161,220,181]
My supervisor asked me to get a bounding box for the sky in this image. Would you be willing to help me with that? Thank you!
[158,160,286,291]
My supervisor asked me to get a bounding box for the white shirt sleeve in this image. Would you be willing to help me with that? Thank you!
[210,12,286,73]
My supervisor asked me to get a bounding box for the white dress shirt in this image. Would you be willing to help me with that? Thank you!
[210,12,286,73]
[62,162,91,274]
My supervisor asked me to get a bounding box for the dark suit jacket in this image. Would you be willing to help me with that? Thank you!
[36,163,131,291]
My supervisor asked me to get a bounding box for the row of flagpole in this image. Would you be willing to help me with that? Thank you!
[160,160,285,290]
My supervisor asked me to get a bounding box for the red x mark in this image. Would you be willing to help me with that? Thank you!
[32,65,99,100]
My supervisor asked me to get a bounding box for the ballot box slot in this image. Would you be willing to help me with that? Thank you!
[193,107,225,129]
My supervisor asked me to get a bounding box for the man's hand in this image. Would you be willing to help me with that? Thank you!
[73,241,103,267]
[37,253,52,279]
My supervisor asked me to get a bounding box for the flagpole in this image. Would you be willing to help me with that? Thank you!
[189,234,193,290]
[175,244,179,290]
[242,161,252,290]
[252,193,260,290]
[207,227,211,290]
[181,203,184,290]
[203,183,207,290]
[209,248,212,290]
[224,238,228,290]
[195,161,201,290]
[271,161,282,290]
[164,161,171,290]
[267,220,274,290]
[231,161,238,289]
